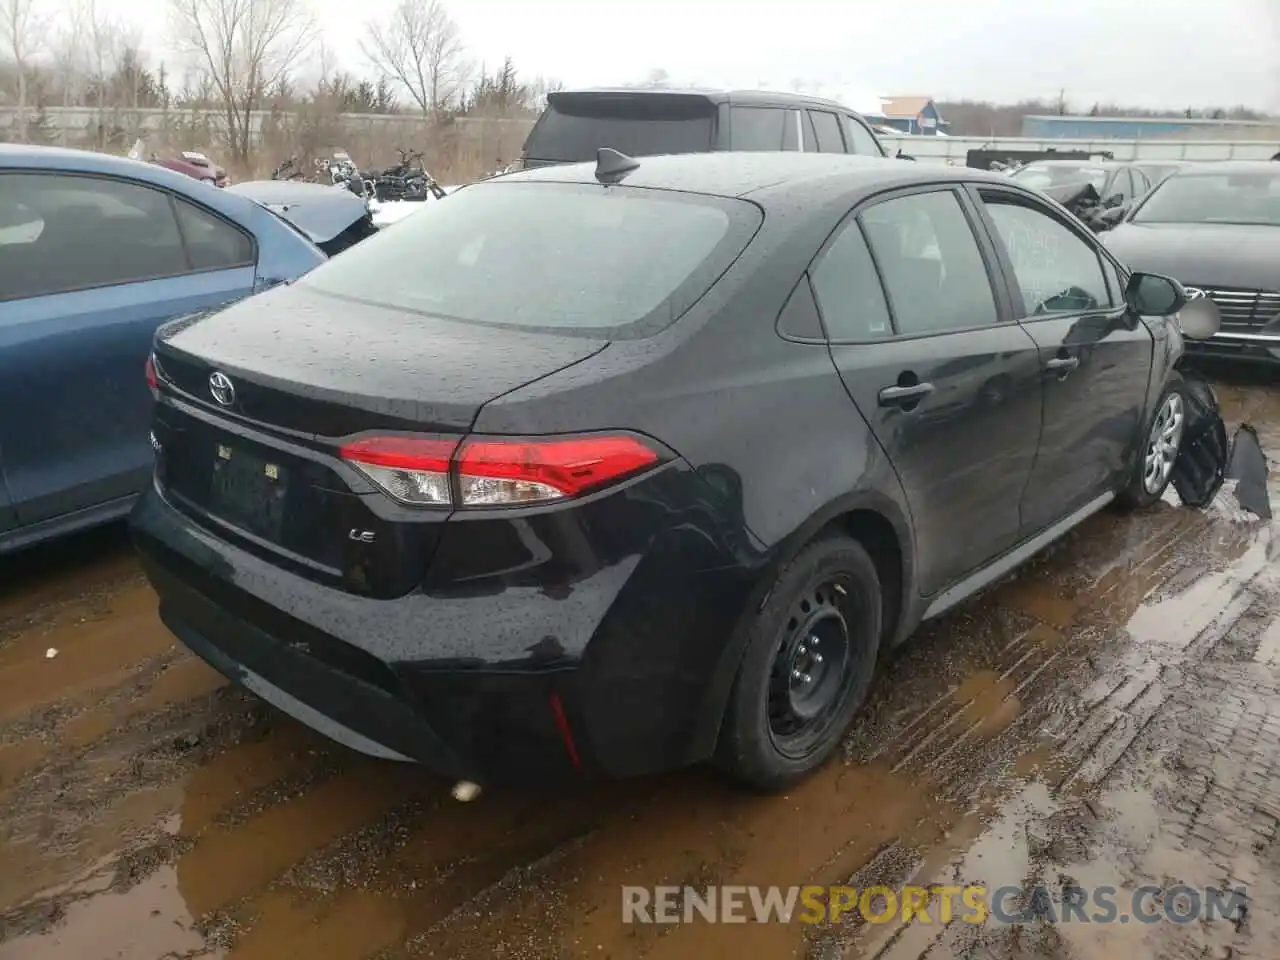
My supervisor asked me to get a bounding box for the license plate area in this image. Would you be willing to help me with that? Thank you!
[209,443,289,540]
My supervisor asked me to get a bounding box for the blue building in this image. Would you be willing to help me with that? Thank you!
[864,96,948,136]
[1021,115,1279,139]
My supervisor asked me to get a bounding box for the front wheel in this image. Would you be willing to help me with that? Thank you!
[1116,377,1187,510]
[714,535,882,791]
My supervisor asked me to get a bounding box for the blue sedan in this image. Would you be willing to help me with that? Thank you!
[0,144,325,554]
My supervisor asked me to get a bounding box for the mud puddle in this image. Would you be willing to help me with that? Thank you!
[1,374,1277,959]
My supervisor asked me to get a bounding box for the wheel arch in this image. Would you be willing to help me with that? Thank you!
[686,488,918,764]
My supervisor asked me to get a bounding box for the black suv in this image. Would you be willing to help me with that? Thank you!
[518,88,888,168]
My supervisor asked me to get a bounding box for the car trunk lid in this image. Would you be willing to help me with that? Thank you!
[150,285,607,597]
[154,284,608,435]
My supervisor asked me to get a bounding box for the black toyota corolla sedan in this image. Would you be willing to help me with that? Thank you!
[131,150,1209,792]
[1103,161,1280,365]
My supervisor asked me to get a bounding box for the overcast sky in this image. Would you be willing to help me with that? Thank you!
[117,0,1280,112]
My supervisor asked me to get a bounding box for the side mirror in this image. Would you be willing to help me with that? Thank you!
[896,149,917,161]
[1124,273,1221,339]
[1125,272,1184,315]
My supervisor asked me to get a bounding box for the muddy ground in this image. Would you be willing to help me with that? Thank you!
[2,369,1278,960]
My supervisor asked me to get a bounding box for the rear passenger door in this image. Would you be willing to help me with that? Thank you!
[813,186,1044,596]
[968,185,1152,535]
[0,172,257,527]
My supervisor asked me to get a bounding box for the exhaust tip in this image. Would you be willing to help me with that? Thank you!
[451,780,482,802]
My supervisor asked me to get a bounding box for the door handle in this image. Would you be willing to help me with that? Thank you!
[878,382,935,407]
[1045,356,1079,373]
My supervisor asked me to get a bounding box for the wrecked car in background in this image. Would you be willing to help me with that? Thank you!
[227,179,379,257]
[1011,159,1154,231]
[128,139,230,187]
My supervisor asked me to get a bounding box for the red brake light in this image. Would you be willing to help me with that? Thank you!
[455,435,660,505]
[338,432,663,508]
[145,353,158,398]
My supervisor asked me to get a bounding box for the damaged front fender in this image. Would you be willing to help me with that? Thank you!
[1170,375,1272,519]
[1170,376,1229,508]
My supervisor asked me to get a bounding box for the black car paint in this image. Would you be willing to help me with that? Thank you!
[1103,166,1280,365]
[131,153,1179,785]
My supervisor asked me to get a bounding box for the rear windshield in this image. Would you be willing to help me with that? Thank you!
[297,180,761,338]
[523,94,716,162]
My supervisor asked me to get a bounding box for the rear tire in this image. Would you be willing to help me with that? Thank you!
[1116,375,1188,510]
[713,535,882,791]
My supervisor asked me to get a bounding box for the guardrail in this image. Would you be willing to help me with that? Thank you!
[880,135,1280,165]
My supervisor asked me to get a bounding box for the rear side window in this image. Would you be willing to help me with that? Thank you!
[809,111,845,153]
[731,107,788,150]
[810,220,892,339]
[173,197,254,270]
[843,116,884,156]
[0,172,188,301]
[298,181,762,339]
[858,190,999,335]
[523,95,716,162]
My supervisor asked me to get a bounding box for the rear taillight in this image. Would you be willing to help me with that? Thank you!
[339,432,664,508]
[145,353,158,399]
[339,435,456,506]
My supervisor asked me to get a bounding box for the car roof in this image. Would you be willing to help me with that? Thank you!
[549,87,867,115]
[0,142,223,193]
[493,151,1009,206]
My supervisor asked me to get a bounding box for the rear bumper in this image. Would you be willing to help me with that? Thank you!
[130,473,759,784]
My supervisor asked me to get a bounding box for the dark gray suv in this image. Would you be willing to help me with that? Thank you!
[518,88,888,168]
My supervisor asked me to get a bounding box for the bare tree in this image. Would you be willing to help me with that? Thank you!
[51,0,87,143]
[169,0,317,164]
[78,0,125,147]
[361,0,465,117]
[0,0,49,142]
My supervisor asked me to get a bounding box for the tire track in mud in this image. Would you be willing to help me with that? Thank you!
[0,504,1246,960]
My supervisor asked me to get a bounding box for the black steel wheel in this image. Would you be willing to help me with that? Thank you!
[715,534,882,791]
[766,576,859,759]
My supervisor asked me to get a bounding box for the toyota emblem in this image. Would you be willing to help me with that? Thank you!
[209,371,236,406]
[1183,287,1207,301]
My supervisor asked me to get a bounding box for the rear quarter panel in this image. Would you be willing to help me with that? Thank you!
[471,191,918,606]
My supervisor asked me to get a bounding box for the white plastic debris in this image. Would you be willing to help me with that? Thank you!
[451,780,482,802]
[45,647,58,659]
